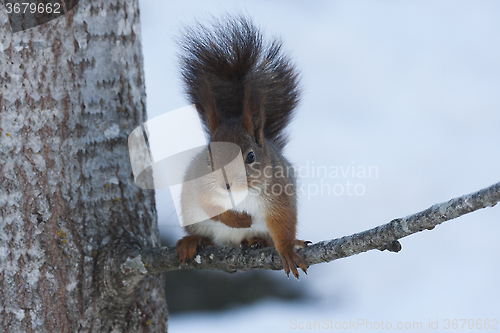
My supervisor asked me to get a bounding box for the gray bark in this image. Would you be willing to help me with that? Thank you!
[0,1,168,332]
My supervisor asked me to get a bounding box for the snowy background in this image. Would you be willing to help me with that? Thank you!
[138,1,500,332]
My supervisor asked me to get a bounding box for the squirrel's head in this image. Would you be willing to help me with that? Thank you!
[208,117,270,195]
[201,84,270,193]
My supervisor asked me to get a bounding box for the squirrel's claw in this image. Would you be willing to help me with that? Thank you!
[280,248,307,280]
[295,240,312,249]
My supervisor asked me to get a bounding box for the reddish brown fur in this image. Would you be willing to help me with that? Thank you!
[265,194,307,278]
[241,85,265,146]
[197,77,219,133]
[241,86,254,135]
[180,15,299,148]
[198,196,252,229]
[246,236,272,248]
[176,235,213,265]
[212,210,253,229]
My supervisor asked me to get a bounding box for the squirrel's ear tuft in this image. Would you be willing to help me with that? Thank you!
[242,85,265,146]
[207,103,219,133]
[197,78,219,133]
[254,110,264,147]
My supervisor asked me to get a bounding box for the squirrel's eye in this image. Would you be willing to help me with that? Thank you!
[245,151,255,164]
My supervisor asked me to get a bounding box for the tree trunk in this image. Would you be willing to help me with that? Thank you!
[0,1,168,332]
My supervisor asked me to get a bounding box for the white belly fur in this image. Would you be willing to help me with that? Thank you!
[186,191,270,247]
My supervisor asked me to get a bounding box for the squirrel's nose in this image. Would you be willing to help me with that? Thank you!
[225,183,232,190]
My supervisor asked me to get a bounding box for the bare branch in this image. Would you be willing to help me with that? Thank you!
[115,181,499,285]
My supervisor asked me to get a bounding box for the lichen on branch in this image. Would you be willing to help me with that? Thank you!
[107,181,499,288]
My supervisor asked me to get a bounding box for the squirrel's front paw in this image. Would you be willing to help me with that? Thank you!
[294,240,312,249]
[217,210,253,228]
[279,247,308,279]
[176,236,212,265]
[241,236,272,249]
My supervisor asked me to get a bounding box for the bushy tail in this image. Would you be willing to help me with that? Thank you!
[179,15,300,148]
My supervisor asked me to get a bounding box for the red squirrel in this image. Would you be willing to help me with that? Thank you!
[175,16,309,278]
